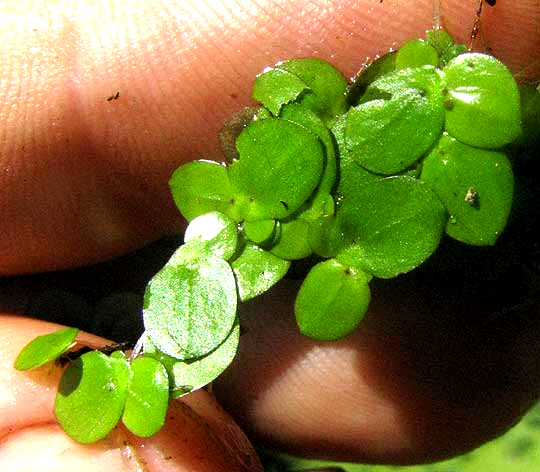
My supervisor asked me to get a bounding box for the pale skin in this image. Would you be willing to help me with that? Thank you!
[1,0,540,469]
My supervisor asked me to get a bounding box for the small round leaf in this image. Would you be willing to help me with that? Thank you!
[345,67,444,174]
[295,259,371,341]
[229,118,324,220]
[277,58,348,121]
[336,177,447,278]
[143,246,237,360]
[122,356,170,437]
[169,160,235,221]
[231,243,291,302]
[170,320,240,398]
[421,133,514,245]
[54,351,131,444]
[252,67,309,115]
[442,53,521,148]
[184,211,238,260]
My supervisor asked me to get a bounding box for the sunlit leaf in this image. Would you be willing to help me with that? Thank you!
[184,211,238,260]
[169,160,235,222]
[14,327,78,371]
[443,53,521,148]
[252,67,309,115]
[229,118,324,220]
[231,243,291,301]
[54,351,131,443]
[143,245,237,360]
[122,357,169,437]
[170,320,240,398]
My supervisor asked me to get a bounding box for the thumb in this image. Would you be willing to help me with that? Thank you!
[0,315,262,472]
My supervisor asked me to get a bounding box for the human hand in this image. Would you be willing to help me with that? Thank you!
[1,0,539,468]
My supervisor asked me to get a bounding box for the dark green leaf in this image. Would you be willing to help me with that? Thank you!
[54,351,131,443]
[395,38,439,69]
[229,118,324,220]
[170,319,240,398]
[14,327,78,371]
[252,67,309,115]
[231,243,291,302]
[277,58,348,121]
[122,356,169,437]
[443,53,522,148]
[169,160,236,222]
[345,67,444,174]
[295,259,371,341]
[421,133,514,245]
[335,176,447,278]
[184,211,238,260]
[143,245,237,360]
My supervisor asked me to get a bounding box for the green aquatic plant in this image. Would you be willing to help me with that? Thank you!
[14,28,538,444]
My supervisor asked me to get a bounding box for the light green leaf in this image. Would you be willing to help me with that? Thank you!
[270,218,312,260]
[252,67,309,115]
[184,211,238,260]
[170,320,240,398]
[243,219,277,246]
[54,351,131,444]
[169,160,236,222]
[295,259,371,341]
[231,243,291,302]
[122,356,169,437]
[277,58,348,121]
[14,327,78,371]
[143,245,237,360]
[443,53,522,148]
[280,102,337,198]
[395,38,439,69]
[421,133,514,245]
[345,67,444,174]
[336,176,447,278]
[229,118,324,220]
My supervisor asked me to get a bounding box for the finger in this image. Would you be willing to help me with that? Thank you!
[0,315,262,471]
[214,273,540,464]
[1,0,538,274]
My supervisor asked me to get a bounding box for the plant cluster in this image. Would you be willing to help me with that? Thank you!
[14,29,538,443]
